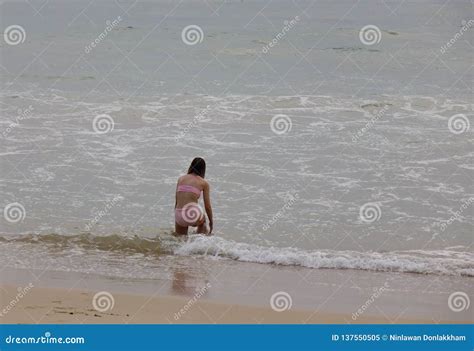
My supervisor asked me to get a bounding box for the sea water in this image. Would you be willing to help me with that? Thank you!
[1,0,472,278]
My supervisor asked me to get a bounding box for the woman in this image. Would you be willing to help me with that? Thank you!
[174,157,213,235]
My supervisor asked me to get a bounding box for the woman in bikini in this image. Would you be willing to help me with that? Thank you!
[174,157,213,235]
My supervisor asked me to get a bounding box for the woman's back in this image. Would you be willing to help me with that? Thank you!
[175,174,205,208]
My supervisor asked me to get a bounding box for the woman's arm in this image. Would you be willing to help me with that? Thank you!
[174,181,178,209]
[203,181,213,234]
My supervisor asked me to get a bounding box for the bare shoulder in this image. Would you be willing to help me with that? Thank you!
[201,178,210,190]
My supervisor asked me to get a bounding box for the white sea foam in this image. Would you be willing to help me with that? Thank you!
[1,91,472,278]
[3,233,472,276]
[174,235,474,276]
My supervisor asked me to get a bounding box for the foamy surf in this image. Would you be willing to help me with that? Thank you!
[1,233,473,277]
[175,235,474,277]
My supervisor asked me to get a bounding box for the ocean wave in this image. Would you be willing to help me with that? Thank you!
[175,235,474,277]
[2,233,471,276]
[0,233,165,255]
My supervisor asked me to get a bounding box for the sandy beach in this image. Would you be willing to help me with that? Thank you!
[1,264,472,325]
[0,285,454,325]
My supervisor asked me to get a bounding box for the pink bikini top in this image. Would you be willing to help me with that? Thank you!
[177,184,201,197]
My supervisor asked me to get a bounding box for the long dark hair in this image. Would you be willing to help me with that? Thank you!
[187,157,206,178]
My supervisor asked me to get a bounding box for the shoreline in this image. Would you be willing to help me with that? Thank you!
[1,265,472,324]
[0,285,456,324]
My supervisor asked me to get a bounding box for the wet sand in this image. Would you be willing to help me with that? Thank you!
[0,285,450,324]
[1,264,472,324]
